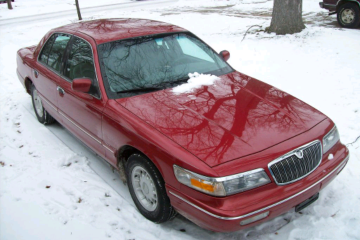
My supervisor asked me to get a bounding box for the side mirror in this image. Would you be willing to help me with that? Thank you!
[219,50,230,62]
[72,78,92,93]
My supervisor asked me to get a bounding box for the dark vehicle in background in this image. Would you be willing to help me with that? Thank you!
[320,0,360,28]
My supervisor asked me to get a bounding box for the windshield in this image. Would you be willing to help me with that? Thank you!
[98,33,233,98]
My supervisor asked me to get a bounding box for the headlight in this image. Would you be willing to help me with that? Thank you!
[323,126,340,153]
[173,165,270,196]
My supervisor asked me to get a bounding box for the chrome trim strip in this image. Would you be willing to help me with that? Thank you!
[169,155,349,221]
[173,165,267,183]
[103,144,115,154]
[39,95,57,112]
[268,140,322,185]
[59,111,101,144]
[58,110,115,153]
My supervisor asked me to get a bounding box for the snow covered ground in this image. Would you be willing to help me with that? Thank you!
[1,0,360,239]
[0,0,156,18]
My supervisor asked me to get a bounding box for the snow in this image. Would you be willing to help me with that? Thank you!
[1,0,360,239]
[172,72,220,94]
[0,0,138,18]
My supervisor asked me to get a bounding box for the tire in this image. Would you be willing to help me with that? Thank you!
[337,2,360,28]
[31,84,55,125]
[126,153,176,223]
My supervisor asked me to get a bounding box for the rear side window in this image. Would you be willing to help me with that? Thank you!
[39,33,71,72]
[39,34,56,65]
[47,34,71,72]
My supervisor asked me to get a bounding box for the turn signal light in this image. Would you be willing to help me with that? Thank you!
[190,179,215,192]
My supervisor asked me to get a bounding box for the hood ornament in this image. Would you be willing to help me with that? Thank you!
[295,150,304,159]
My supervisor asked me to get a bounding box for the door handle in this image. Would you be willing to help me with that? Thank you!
[57,86,65,96]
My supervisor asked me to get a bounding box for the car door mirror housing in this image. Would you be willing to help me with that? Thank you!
[72,78,92,93]
[219,50,230,62]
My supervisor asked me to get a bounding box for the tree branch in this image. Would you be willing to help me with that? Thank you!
[346,135,360,146]
[241,25,262,42]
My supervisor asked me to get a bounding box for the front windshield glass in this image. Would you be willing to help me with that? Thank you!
[98,33,233,98]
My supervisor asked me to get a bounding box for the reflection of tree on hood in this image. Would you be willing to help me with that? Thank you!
[133,74,314,165]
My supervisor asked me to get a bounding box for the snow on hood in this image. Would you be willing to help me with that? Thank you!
[172,72,220,94]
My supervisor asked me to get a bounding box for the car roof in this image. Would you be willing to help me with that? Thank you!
[53,18,188,45]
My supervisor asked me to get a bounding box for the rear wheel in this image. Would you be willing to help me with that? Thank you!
[31,84,55,125]
[337,2,360,28]
[126,153,176,223]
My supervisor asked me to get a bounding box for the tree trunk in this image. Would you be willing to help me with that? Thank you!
[75,0,82,20]
[7,0,13,10]
[267,0,305,35]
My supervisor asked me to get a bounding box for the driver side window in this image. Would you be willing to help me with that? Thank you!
[64,37,99,97]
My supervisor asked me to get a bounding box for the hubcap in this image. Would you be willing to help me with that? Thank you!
[341,9,355,24]
[33,89,44,118]
[131,166,158,211]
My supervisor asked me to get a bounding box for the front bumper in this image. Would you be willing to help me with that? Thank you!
[167,153,349,232]
[319,2,337,11]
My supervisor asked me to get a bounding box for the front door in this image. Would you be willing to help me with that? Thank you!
[56,36,106,158]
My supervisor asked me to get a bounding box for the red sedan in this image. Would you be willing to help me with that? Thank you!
[16,19,349,232]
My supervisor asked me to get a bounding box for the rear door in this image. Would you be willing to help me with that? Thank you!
[56,36,106,158]
[34,33,71,119]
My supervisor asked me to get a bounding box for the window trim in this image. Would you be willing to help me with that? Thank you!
[37,32,102,100]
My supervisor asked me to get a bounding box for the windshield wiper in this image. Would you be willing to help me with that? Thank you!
[116,77,189,94]
[172,77,189,84]
[116,87,163,94]
[160,77,189,87]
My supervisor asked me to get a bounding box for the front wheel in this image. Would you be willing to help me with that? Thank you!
[126,153,176,223]
[31,84,55,125]
[337,3,360,28]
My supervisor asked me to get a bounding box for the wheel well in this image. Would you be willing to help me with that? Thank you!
[337,0,360,11]
[118,145,141,164]
[117,145,142,183]
[24,77,33,95]
[117,145,165,184]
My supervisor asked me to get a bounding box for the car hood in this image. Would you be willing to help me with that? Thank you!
[116,71,327,167]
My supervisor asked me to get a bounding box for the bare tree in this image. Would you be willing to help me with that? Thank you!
[75,0,82,20]
[6,0,13,10]
[267,0,305,35]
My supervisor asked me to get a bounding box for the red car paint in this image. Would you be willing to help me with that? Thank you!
[16,19,349,232]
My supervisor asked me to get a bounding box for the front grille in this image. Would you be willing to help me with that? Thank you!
[269,141,322,185]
